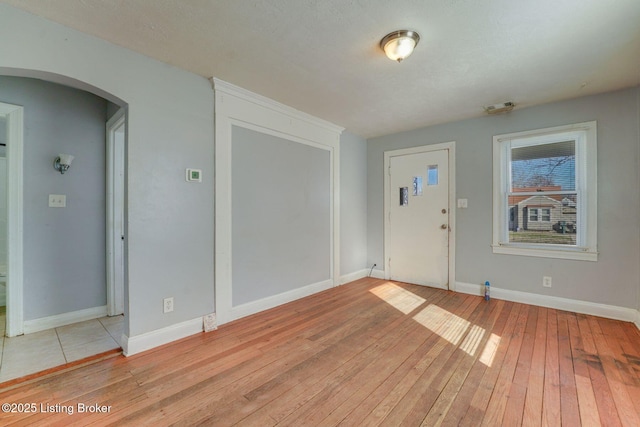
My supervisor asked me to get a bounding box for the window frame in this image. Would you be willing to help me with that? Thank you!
[492,121,598,261]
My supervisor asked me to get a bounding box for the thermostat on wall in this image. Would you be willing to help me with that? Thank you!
[186,168,202,182]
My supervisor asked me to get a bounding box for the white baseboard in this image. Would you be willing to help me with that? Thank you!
[340,269,369,285]
[122,316,203,357]
[230,279,333,322]
[456,281,637,323]
[634,309,640,330]
[369,269,385,280]
[23,305,108,335]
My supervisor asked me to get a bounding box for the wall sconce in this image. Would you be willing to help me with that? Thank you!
[53,154,74,174]
[380,30,420,63]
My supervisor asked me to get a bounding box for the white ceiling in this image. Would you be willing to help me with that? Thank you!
[3,0,640,138]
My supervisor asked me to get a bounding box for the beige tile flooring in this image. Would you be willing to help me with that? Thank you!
[0,308,123,383]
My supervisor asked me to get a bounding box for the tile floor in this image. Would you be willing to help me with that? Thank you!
[0,308,123,383]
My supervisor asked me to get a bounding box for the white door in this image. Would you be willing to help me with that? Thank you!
[388,149,449,288]
[106,111,125,316]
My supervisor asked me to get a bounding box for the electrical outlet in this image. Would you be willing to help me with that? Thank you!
[543,276,552,288]
[163,297,174,313]
[203,313,217,332]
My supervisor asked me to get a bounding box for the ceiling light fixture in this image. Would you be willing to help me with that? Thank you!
[380,30,420,63]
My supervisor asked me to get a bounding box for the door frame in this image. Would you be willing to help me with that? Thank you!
[383,142,456,290]
[1,102,24,337]
[106,109,126,316]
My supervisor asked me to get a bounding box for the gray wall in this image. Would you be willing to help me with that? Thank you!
[368,87,640,309]
[232,126,331,306]
[0,76,107,319]
[340,131,368,276]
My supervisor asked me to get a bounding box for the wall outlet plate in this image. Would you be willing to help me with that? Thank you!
[203,313,217,332]
[49,194,66,208]
[543,276,552,288]
[163,297,174,313]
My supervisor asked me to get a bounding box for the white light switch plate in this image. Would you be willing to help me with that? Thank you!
[49,194,66,208]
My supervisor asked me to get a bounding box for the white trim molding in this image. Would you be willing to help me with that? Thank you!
[369,269,386,280]
[230,279,333,321]
[23,305,108,335]
[492,121,598,261]
[122,317,203,356]
[339,269,370,285]
[0,102,24,337]
[634,309,640,330]
[212,78,344,326]
[456,281,638,323]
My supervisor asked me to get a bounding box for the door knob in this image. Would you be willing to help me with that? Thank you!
[441,224,447,230]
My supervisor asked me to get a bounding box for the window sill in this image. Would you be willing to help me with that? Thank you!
[492,244,598,261]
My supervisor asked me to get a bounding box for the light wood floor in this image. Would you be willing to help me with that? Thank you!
[0,278,639,426]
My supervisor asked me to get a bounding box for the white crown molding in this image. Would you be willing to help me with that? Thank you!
[211,78,344,135]
[23,305,107,335]
[122,317,203,356]
[456,281,637,323]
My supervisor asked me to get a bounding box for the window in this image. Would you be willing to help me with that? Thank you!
[541,208,551,222]
[492,121,597,261]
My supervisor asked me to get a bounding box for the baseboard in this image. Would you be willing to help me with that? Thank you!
[122,316,203,356]
[455,281,637,323]
[369,269,385,280]
[230,279,333,321]
[634,309,640,330]
[340,269,369,285]
[23,305,108,335]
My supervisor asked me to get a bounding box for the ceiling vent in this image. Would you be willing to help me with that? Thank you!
[484,101,515,115]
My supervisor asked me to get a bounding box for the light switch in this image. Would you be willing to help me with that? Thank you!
[49,194,66,208]
[457,198,468,209]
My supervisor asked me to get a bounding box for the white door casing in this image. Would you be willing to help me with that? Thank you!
[384,143,456,290]
[0,102,24,337]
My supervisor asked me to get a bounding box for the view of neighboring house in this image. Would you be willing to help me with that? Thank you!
[509,186,577,233]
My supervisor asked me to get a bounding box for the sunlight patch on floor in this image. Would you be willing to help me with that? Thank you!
[369,282,426,314]
[413,304,470,346]
[460,324,485,357]
[479,333,501,367]
[370,283,501,363]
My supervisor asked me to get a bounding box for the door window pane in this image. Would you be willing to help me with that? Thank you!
[399,187,409,206]
[412,176,423,196]
[427,165,438,186]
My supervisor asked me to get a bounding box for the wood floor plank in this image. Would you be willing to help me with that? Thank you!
[567,312,601,427]
[587,316,640,427]
[501,304,538,426]
[557,311,581,427]
[480,302,530,426]
[577,313,622,427]
[457,301,521,426]
[0,278,638,426]
[542,309,561,427]
[522,306,548,427]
